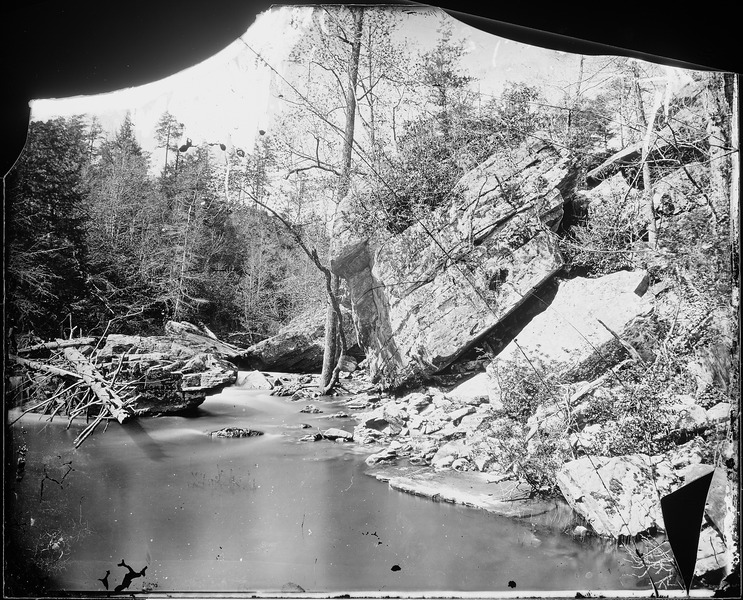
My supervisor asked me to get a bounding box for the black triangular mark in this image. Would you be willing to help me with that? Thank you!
[660,470,714,593]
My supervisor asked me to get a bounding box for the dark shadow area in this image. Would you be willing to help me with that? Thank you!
[3,425,53,595]
[113,559,147,592]
[484,277,560,358]
[120,419,167,461]
[661,471,714,593]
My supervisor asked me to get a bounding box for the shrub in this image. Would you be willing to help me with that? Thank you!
[496,364,554,424]
[559,193,644,276]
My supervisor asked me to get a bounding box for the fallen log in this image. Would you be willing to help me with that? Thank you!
[17,337,97,355]
[62,348,132,424]
[119,353,171,362]
[198,321,220,341]
[9,355,83,379]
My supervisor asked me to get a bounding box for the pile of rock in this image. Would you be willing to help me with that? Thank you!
[353,373,496,469]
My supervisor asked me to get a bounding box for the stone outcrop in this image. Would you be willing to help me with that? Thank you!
[244,306,359,373]
[96,330,238,415]
[557,455,732,577]
[367,464,559,519]
[236,370,275,390]
[556,454,664,537]
[557,452,726,532]
[331,142,575,389]
[486,269,653,401]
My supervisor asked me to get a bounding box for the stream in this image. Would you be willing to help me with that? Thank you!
[7,374,648,594]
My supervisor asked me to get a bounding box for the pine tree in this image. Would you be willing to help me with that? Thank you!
[6,117,90,337]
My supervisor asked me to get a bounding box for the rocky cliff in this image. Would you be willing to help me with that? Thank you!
[331,141,576,389]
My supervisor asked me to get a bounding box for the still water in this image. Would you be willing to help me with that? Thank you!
[8,376,644,594]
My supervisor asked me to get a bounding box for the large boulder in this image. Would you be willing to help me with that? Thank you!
[486,269,653,401]
[556,454,664,537]
[96,333,238,415]
[557,450,733,568]
[244,306,359,372]
[331,142,575,389]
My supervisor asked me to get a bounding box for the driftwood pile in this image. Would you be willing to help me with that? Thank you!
[8,338,136,447]
[7,322,243,447]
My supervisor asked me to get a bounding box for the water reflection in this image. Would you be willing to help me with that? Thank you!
[7,385,649,593]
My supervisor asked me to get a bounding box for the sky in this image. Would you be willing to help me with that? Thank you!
[27,4,588,168]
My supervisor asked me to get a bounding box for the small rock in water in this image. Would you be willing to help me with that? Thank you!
[300,405,323,414]
[208,427,263,438]
[236,370,274,390]
[323,428,354,442]
[365,448,397,466]
[325,411,351,419]
[299,432,324,442]
[451,457,470,471]
[291,388,315,401]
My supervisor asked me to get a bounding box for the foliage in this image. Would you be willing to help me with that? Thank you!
[483,414,573,496]
[415,22,474,139]
[494,82,547,147]
[496,364,552,424]
[6,111,328,342]
[559,189,645,276]
[6,117,90,337]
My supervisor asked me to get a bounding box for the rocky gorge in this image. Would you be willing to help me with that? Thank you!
[5,3,739,594]
[9,125,737,592]
[236,123,739,591]
[7,86,738,597]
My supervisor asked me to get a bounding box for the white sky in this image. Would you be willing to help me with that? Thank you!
[29,5,588,166]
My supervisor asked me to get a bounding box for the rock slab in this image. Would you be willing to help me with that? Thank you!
[556,454,664,537]
[367,464,559,519]
[487,269,652,401]
[332,143,575,389]
[244,307,358,373]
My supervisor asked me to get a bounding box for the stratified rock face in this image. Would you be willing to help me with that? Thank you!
[244,307,358,373]
[486,269,653,401]
[332,143,575,389]
[97,333,238,415]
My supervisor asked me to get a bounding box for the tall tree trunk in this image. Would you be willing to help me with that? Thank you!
[729,74,740,298]
[633,61,661,250]
[640,91,662,249]
[321,7,364,392]
[162,125,171,180]
[174,194,195,321]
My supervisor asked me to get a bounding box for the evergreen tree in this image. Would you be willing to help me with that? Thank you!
[83,113,164,332]
[154,111,185,192]
[6,117,90,337]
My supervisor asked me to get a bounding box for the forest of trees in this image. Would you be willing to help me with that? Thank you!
[6,7,736,353]
[6,112,328,342]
